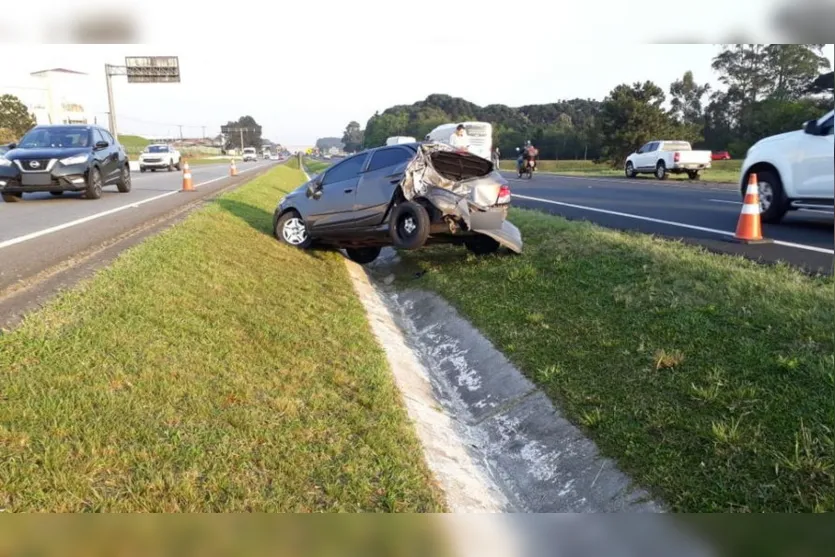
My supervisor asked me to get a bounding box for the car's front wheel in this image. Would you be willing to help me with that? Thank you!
[345,246,382,265]
[117,164,132,193]
[748,169,788,224]
[275,211,312,249]
[85,167,103,199]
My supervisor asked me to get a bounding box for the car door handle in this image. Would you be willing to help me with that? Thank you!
[344,188,353,194]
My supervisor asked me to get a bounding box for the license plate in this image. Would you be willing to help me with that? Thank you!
[21,173,53,186]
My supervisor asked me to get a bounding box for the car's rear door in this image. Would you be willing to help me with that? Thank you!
[352,146,415,227]
[307,152,369,233]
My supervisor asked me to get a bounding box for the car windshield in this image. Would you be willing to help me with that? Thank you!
[18,128,90,149]
[244,148,255,153]
[145,145,168,153]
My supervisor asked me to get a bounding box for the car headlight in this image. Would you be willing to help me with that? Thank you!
[0,158,12,167]
[59,154,90,165]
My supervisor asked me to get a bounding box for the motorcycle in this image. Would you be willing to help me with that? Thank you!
[517,156,535,179]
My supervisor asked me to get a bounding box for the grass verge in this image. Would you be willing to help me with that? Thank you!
[499,159,741,184]
[396,208,834,512]
[0,165,445,512]
[304,158,331,175]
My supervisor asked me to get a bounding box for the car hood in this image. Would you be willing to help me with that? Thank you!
[5,147,90,160]
[753,129,802,148]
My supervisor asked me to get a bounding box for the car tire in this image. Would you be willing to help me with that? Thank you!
[687,170,700,180]
[150,168,156,172]
[655,161,668,180]
[117,164,132,193]
[275,211,313,249]
[747,168,788,224]
[345,246,382,265]
[389,201,431,250]
[167,160,174,172]
[2,192,23,202]
[50,191,64,196]
[85,167,103,200]
[140,166,146,173]
[175,161,181,171]
[625,162,636,178]
[464,234,501,255]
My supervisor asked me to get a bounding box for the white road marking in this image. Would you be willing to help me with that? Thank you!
[0,163,271,251]
[514,193,834,255]
[708,198,834,215]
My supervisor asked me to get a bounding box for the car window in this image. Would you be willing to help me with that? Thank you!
[322,154,367,185]
[366,147,413,172]
[92,129,106,145]
[100,130,115,145]
[638,143,650,154]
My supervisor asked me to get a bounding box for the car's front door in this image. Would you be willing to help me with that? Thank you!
[634,143,651,170]
[795,113,834,200]
[91,129,114,180]
[100,129,121,182]
[306,153,369,232]
[353,146,415,227]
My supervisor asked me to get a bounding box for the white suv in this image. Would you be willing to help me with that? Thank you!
[739,110,834,223]
[139,144,181,172]
[242,147,257,162]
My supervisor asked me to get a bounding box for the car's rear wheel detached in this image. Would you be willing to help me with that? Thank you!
[345,246,382,265]
[389,201,431,250]
[276,211,312,249]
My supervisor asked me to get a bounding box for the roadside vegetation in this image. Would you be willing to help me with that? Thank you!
[499,159,741,184]
[0,165,444,512]
[304,158,331,175]
[396,208,834,512]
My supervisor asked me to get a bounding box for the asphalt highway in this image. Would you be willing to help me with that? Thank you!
[505,172,834,274]
[0,159,279,315]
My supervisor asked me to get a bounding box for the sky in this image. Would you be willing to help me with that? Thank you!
[2,0,833,145]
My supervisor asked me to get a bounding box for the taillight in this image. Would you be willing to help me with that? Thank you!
[497,184,511,204]
[674,152,680,162]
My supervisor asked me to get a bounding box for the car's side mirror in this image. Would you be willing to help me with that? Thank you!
[95,140,109,150]
[8,143,16,150]
[803,119,819,135]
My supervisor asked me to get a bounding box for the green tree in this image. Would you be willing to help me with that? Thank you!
[342,121,364,153]
[598,81,677,166]
[669,71,710,126]
[222,115,262,150]
[0,94,36,141]
[764,44,831,101]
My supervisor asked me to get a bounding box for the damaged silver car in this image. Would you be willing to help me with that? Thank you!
[272,142,523,264]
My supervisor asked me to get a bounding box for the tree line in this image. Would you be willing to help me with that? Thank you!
[341,44,832,166]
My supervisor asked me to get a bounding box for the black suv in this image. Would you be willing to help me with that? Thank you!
[0,124,131,202]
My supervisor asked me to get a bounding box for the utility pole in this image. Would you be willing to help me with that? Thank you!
[178,124,183,140]
[239,128,245,151]
[104,64,120,137]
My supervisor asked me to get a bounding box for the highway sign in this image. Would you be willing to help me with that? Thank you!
[125,56,180,83]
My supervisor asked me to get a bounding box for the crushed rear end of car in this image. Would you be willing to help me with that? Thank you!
[399,143,522,253]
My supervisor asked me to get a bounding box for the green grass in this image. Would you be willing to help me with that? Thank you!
[395,209,834,512]
[499,159,742,184]
[304,158,332,175]
[0,165,445,512]
[118,134,150,155]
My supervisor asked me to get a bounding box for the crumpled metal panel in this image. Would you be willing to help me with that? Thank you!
[400,142,523,253]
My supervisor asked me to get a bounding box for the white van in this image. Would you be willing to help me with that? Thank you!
[424,121,493,161]
[385,136,416,145]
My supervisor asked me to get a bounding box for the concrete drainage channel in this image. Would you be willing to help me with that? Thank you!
[346,248,717,553]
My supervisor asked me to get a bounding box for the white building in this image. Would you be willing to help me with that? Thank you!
[1,68,94,128]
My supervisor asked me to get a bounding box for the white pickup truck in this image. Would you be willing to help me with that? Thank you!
[739,109,833,223]
[138,143,182,172]
[625,140,712,180]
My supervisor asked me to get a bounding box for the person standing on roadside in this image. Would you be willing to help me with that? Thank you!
[492,146,501,167]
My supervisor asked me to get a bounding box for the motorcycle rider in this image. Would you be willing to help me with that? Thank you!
[517,140,539,173]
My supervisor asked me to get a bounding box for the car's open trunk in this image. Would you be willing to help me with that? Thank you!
[429,150,493,181]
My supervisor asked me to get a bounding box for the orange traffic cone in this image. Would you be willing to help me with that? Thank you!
[230,159,238,176]
[181,160,194,191]
[733,173,771,244]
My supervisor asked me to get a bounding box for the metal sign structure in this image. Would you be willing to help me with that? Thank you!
[125,56,180,83]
